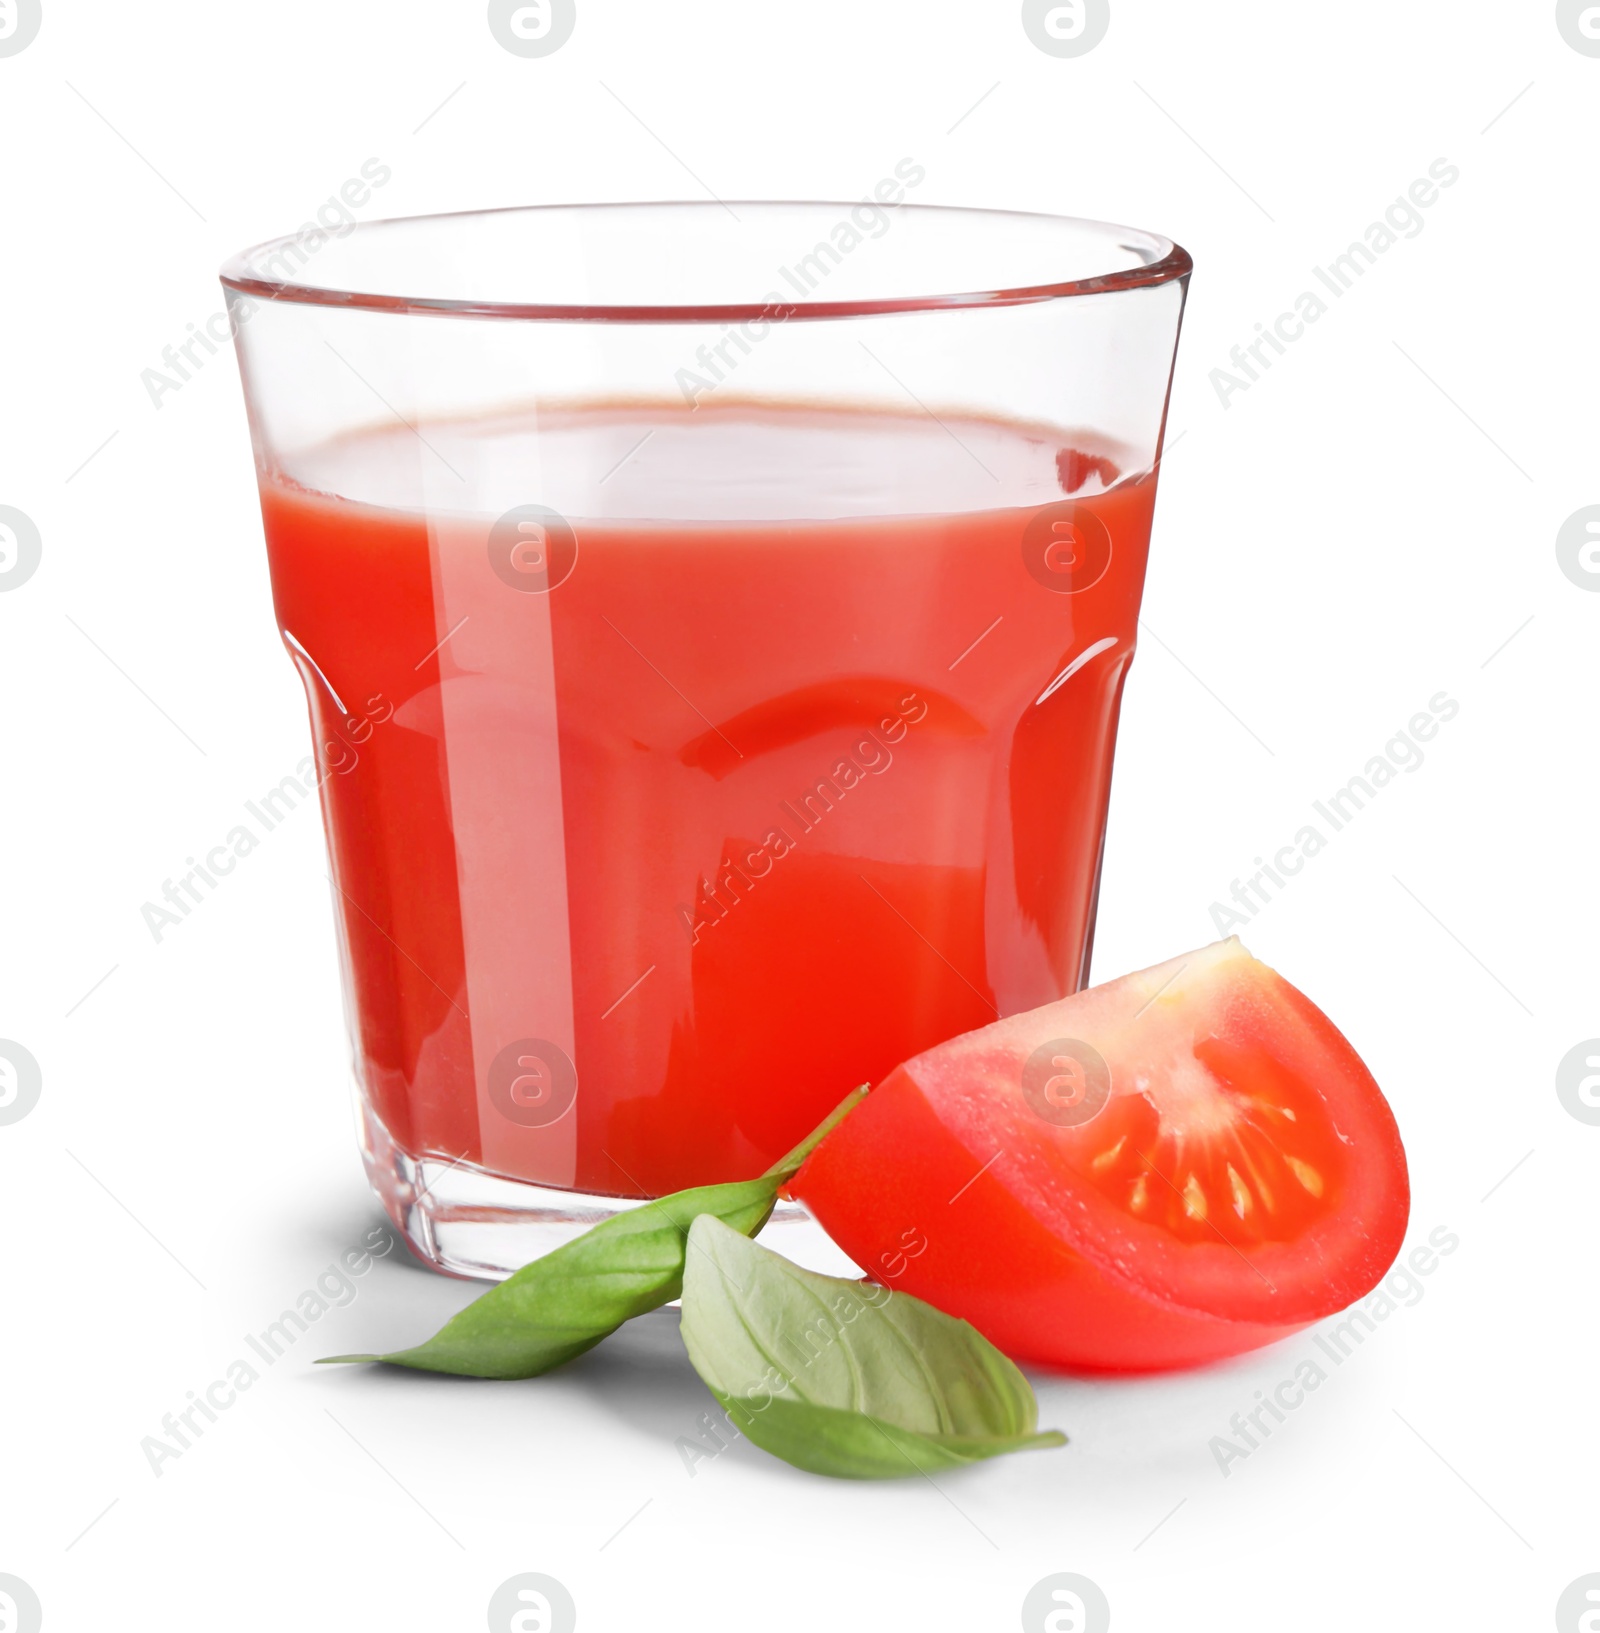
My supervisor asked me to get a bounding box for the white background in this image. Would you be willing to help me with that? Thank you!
[2,2,1596,1629]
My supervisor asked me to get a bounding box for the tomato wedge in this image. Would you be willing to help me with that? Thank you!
[794,940,1409,1372]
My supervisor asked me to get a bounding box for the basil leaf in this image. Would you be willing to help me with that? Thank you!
[320,1088,866,1379]
[679,1215,1067,1480]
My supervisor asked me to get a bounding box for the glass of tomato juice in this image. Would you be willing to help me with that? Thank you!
[221,201,1191,1278]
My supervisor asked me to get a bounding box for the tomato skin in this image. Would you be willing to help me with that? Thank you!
[794,943,1409,1373]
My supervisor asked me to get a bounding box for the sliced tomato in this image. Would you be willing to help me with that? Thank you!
[794,940,1409,1372]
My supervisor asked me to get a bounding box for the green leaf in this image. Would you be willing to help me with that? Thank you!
[678,1215,1067,1480]
[320,1087,866,1379]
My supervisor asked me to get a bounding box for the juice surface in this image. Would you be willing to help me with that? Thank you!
[258,401,1159,1195]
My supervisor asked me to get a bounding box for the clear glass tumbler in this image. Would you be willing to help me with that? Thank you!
[221,201,1190,1278]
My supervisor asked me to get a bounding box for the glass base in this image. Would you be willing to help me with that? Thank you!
[358,1099,864,1283]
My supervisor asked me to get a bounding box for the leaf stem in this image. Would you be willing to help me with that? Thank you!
[761,1085,870,1182]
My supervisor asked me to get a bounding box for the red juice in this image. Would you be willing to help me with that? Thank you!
[258,401,1159,1197]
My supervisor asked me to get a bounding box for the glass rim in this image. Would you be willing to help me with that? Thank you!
[218,199,1192,325]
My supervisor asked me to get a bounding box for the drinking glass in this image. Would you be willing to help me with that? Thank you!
[221,200,1191,1278]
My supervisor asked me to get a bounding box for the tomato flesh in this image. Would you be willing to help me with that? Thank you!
[794,940,1409,1372]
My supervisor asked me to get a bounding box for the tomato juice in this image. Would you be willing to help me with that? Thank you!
[258,401,1162,1198]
